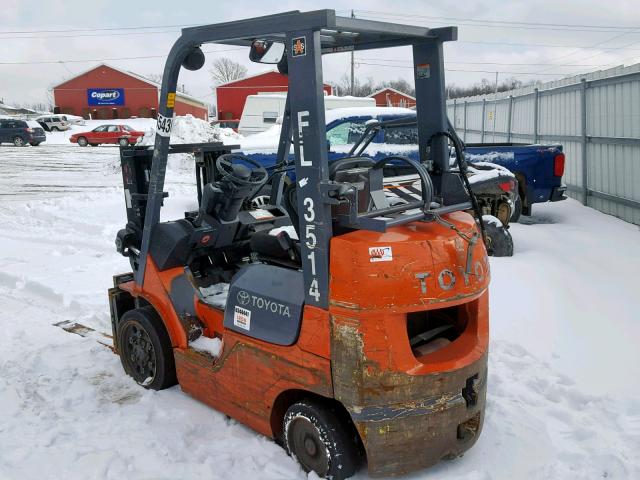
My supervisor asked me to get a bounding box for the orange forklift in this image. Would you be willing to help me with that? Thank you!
[108,10,489,479]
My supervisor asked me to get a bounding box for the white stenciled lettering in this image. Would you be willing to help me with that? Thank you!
[249,295,291,317]
[298,111,311,166]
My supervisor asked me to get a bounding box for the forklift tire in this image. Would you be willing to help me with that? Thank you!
[117,306,177,391]
[482,216,514,257]
[284,400,360,480]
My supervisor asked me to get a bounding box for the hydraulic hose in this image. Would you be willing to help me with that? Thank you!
[428,129,488,248]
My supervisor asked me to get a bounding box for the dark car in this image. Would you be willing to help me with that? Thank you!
[69,124,145,147]
[0,119,46,146]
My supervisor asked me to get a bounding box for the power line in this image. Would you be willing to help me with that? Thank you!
[458,39,640,52]
[356,57,606,67]
[534,30,640,73]
[355,61,571,76]
[0,48,245,66]
[0,29,182,40]
[0,23,198,35]
[354,10,640,33]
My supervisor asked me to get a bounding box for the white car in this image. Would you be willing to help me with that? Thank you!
[35,115,71,132]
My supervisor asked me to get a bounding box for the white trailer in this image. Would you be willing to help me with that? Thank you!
[238,93,375,136]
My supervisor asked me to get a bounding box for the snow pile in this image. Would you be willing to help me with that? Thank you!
[465,151,516,163]
[138,114,240,146]
[463,161,515,184]
[190,336,223,358]
[200,282,229,309]
[324,106,414,124]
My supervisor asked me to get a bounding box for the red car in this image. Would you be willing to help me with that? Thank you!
[69,124,145,147]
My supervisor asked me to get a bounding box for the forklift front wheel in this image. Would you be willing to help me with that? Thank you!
[284,400,359,480]
[117,306,177,390]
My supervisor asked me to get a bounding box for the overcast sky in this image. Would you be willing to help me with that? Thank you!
[1,0,639,107]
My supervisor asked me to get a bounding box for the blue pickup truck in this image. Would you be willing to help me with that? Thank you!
[241,107,567,220]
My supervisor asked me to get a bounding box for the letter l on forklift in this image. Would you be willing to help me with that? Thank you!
[109,10,489,479]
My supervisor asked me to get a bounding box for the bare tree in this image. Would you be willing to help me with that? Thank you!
[210,58,248,85]
[145,73,163,84]
[447,77,540,99]
[335,73,376,97]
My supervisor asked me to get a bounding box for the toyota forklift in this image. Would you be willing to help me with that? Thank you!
[108,10,489,479]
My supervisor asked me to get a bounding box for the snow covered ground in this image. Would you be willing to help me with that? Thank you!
[0,142,639,479]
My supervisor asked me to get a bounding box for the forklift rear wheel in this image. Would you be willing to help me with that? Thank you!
[117,306,177,390]
[284,400,359,480]
[511,193,522,223]
[483,216,514,257]
[77,137,88,147]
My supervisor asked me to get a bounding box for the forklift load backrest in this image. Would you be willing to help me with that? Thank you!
[139,9,459,310]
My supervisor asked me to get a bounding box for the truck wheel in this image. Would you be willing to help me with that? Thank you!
[116,306,177,390]
[118,138,129,147]
[13,136,25,147]
[511,193,522,223]
[284,400,360,480]
[77,136,88,147]
[482,216,514,257]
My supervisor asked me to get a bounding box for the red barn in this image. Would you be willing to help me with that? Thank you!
[53,64,208,120]
[216,70,333,121]
[369,87,416,109]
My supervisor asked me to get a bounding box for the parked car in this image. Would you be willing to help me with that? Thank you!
[69,124,145,147]
[60,114,85,126]
[243,107,565,220]
[0,118,46,146]
[35,115,71,132]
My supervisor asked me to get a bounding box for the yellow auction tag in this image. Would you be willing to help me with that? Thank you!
[167,92,176,108]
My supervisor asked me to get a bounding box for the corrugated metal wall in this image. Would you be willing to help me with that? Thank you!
[447,64,640,225]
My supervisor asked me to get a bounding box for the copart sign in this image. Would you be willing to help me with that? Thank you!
[87,88,125,106]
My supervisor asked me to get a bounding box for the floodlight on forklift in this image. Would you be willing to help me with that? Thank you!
[182,46,205,71]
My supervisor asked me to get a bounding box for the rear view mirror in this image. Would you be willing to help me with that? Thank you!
[250,40,285,64]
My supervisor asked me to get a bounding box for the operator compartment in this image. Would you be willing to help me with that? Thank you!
[115,143,304,343]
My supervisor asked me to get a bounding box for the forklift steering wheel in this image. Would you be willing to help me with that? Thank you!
[216,153,268,187]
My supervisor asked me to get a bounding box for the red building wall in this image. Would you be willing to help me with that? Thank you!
[53,64,208,120]
[216,71,332,120]
[371,88,416,108]
[174,100,208,119]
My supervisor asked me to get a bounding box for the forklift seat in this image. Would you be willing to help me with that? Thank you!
[250,230,301,268]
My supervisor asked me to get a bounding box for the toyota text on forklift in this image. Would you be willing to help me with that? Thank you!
[108,9,489,479]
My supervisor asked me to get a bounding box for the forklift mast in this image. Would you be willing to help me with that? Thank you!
[137,10,457,309]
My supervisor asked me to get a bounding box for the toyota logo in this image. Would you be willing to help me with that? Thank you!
[236,290,250,306]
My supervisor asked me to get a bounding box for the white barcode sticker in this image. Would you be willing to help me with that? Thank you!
[233,306,251,330]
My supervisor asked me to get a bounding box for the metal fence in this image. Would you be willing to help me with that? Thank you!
[446,64,640,226]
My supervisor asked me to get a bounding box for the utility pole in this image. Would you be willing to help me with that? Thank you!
[492,71,498,140]
[350,9,355,96]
